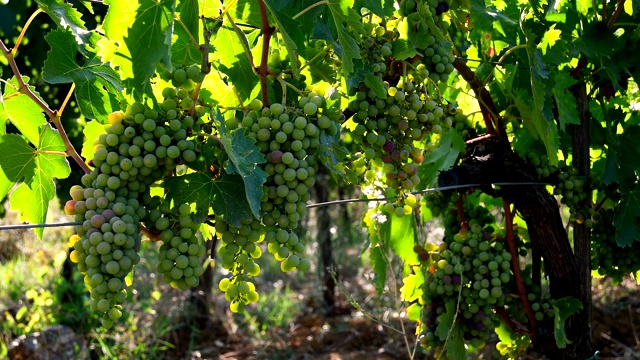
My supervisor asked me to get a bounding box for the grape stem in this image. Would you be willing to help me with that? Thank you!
[11,8,43,57]
[503,200,538,343]
[0,39,91,174]
[257,0,273,107]
[292,1,328,20]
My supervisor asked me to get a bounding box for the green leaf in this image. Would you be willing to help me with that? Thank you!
[220,128,267,220]
[363,73,387,99]
[495,317,531,358]
[213,24,260,101]
[43,29,123,121]
[164,172,253,228]
[363,207,389,293]
[614,184,640,246]
[2,76,47,145]
[406,302,421,322]
[327,0,362,74]
[513,88,560,165]
[81,121,107,164]
[551,70,579,131]
[5,126,71,239]
[171,0,202,67]
[264,0,305,76]
[356,0,395,18]
[100,0,175,99]
[0,135,37,200]
[318,131,353,182]
[35,0,94,48]
[417,128,465,189]
[552,297,583,349]
[389,212,418,275]
[400,269,423,303]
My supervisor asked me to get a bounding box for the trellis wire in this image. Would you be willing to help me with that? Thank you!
[0,182,549,230]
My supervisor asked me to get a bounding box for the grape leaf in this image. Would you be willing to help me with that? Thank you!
[435,300,457,340]
[43,29,123,121]
[614,184,640,246]
[81,121,107,164]
[100,0,175,99]
[495,317,531,358]
[355,0,396,17]
[406,302,421,322]
[363,73,387,99]
[220,128,267,220]
[172,0,202,67]
[2,76,47,146]
[363,207,389,293]
[326,0,362,74]
[2,126,71,239]
[318,131,354,182]
[389,212,418,275]
[35,0,93,48]
[0,134,36,200]
[164,172,253,228]
[213,24,260,102]
[551,70,579,131]
[513,88,560,165]
[400,268,423,303]
[524,27,559,165]
[552,297,583,349]
[417,128,465,189]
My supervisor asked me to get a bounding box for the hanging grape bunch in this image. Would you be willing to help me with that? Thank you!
[65,65,208,327]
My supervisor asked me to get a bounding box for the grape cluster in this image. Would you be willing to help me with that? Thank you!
[213,96,337,306]
[527,153,589,225]
[215,216,265,312]
[417,221,513,350]
[591,207,640,282]
[398,0,456,83]
[154,202,207,289]
[66,65,208,326]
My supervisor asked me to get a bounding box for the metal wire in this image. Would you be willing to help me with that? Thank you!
[0,182,550,230]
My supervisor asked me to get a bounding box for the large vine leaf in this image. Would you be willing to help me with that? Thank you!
[435,300,465,358]
[164,172,253,228]
[1,76,47,146]
[326,0,362,74]
[614,184,640,246]
[100,0,175,99]
[43,29,123,121]
[0,126,71,239]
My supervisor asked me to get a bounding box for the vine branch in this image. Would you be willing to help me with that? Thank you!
[0,39,91,174]
[452,57,507,139]
[503,200,538,343]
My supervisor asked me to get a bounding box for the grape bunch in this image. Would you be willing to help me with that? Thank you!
[591,207,640,282]
[527,153,589,224]
[66,64,209,326]
[215,216,265,312]
[417,219,513,350]
[154,202,207,289]
[243,97,337,269]
[397,0,456,83]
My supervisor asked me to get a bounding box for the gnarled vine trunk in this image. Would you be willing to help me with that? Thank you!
[440,137,592,359]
